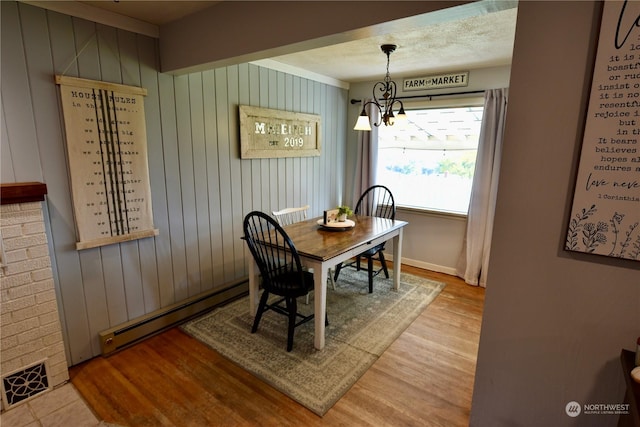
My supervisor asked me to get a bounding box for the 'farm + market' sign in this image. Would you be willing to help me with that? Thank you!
[403,72,469,91]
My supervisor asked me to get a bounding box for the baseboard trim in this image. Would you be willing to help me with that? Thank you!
[387,255,458,276]
[99,280,248,355]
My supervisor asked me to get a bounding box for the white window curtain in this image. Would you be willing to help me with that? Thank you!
[456,88,508,287]
[352,100,380,204]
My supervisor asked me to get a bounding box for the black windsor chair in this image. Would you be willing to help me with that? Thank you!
[333,185,396,293]
[243,211,327,352]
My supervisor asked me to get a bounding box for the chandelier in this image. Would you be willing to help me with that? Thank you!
[354,44,407,131]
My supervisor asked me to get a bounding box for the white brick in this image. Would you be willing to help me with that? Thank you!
[49,365,70,387]
[1,311,11,325]
[3,234,48,251]
[22,221,45,235]
[17,328,42,345]
[1,358,23,375]
[40,321,62,337]
[18,202,43,211]
[0,209,43,226]
[31,268,53,282]
[44,322,62,336]
[4,257,50,275]
[1,334,19,351]
[1,294,36,313]
[0,204,21,214]
[50,356,70,372]
[47,342,65,357]
[1,341,37,361]
[1,317,40,338]
[5,283,33,300]
[36,300,58,316]
[11,305,40,322]
[1,225,22,238]
[27,244,49,259]
[20,350,47,368]
[32,278,54,294]
[38,311,60,326]
[0,272,31,289]
[50,360,69,375]
[42,331,63,347]
[35,289,56,305]
[4,248,28,264]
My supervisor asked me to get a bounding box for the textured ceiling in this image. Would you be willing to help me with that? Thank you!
[269,7,517,82]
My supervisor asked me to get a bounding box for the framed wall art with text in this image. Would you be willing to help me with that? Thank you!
[239,106,321,159]
[565,0,640,262]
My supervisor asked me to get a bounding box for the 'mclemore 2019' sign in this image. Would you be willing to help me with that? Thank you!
[239,105,321,159]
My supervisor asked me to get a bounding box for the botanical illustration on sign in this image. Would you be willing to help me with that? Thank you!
[566,204,640,260]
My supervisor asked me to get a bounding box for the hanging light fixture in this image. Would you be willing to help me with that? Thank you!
[354,44,407,131]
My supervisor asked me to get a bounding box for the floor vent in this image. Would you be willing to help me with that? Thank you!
[1,359,52,410]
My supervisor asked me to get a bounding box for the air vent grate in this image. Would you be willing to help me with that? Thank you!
[1,359,51,409]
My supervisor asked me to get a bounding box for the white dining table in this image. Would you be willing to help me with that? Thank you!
[247,214,408,350]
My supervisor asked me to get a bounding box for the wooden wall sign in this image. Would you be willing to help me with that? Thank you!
[56,76,158,250]
[565,0,640,261]
[239,106,321,159]
[403,71,469,91]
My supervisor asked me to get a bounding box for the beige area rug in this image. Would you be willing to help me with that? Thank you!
[181,269,445,416]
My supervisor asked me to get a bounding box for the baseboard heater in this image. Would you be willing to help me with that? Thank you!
[99,279,248,355]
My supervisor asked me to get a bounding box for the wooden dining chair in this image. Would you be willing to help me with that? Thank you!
[272,205,335,304]
[243,211,326,352]
[272,205,310,226]
[333,185,396,293]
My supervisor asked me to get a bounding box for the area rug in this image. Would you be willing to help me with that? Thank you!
[181,269,445,416]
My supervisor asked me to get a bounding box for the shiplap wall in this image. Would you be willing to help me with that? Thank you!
[0,2,346,365]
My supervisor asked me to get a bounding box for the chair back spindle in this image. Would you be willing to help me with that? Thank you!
[272,205,310,226]
[244,212,312,299]
[355,185,395,220]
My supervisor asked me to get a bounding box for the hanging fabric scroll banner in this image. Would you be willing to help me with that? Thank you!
[56,75,158,250]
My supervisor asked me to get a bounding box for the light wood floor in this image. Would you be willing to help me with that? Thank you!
[69,265,485,426]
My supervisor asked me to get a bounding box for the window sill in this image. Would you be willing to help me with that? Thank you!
[396,205,467,220]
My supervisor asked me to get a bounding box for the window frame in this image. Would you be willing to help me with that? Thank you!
[376,96,485,217]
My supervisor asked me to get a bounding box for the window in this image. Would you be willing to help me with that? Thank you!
[377,98,484,215]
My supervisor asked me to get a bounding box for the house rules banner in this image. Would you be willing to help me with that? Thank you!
[56,76,158,250]
[565,0,640,261]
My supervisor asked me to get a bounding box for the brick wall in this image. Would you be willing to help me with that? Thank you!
[0,201,68,392]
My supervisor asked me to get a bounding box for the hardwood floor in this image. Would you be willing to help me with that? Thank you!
[69,265,485,426]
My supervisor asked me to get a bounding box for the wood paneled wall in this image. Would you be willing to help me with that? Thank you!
[0,2,347,365]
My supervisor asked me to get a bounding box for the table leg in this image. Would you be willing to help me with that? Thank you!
[392,228,403,291]
[312,263,327,350]
[248,259,260,316]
